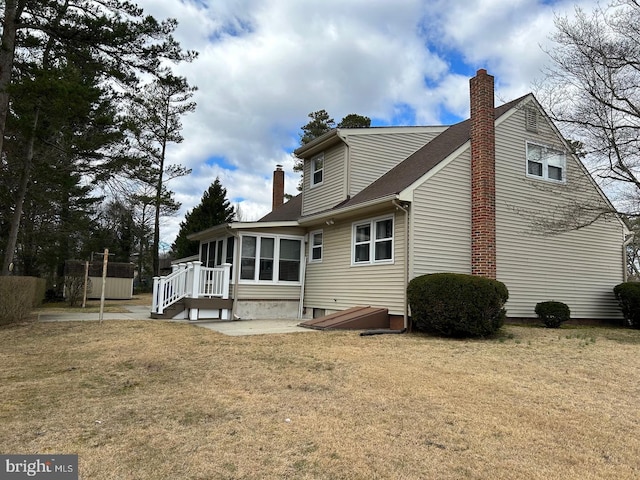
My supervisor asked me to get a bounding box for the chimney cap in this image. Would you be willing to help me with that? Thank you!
[275,164,283,171]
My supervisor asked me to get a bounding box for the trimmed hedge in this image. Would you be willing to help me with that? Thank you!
[0,276,46,325]
[613,282,640,328]
[408,273,509,338]
[535,301,570,328]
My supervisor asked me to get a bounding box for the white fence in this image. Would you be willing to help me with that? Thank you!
[152,261,231,315]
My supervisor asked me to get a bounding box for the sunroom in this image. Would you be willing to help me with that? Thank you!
[152,221,306,321]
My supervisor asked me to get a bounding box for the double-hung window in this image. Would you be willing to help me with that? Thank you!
[309,230,323,263]
[352,216,394,265]
[240,234,303,283]
[311,154,323,187]
[526,142,566,183]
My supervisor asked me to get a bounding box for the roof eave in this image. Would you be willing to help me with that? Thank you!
[298,195,399,226]
[293,129,343,158]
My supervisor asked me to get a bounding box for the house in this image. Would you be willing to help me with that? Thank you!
[152,69,629,327]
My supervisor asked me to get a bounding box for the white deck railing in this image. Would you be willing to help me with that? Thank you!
[152,261,231,315]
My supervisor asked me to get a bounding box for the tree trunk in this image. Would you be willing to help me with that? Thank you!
[2,106,39,275]
[0,0,25,158]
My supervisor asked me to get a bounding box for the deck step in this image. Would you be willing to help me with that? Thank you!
[299,306,389,330]
[150,299,185,319]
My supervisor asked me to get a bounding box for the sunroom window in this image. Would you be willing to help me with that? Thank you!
[239,234,303,283]
[526,143,566,183]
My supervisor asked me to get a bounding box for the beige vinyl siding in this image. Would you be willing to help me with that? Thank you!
[302,144,346,216]
[303,208,407,316]
[411,150,472,276]
[348,131,444,196]
[495,105,624,319]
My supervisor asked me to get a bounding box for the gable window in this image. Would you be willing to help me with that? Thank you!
[311,154,324,187]
[526,142,566,183]
[239,234,303,283]
[309,230,323,263]
[352,216,394,265]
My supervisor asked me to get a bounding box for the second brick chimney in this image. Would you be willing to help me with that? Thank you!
[272,164,285,210]
[469,69,496,279]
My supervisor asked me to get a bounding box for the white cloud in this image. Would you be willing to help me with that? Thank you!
[136,0,601,247]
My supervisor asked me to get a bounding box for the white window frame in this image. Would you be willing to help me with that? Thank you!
[238,233,304,284]
[526,142,566,183]
[310,153,324,187]
[309,230,323,263]
[200,238,228,268]
[351,215,394,266]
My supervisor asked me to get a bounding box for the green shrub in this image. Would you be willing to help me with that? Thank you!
[613,282,640,328]
[0,276,46,325]
[535,301,570,328]
[408,273,509,338]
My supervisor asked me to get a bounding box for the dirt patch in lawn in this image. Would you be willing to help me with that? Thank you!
[1,321,639,479]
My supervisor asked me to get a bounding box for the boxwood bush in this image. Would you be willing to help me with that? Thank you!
[0,276,46,325]
[408,273,508,338]
[613,282,640,328]
[535,301,570,328]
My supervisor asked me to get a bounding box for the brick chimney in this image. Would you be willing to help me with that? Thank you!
[272,164,284,210]
[469,69,496,279]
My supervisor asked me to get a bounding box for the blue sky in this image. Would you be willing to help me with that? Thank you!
[136,0,600,247]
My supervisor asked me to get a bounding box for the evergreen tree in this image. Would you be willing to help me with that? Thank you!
[171,178,236,259]
[294,110,370,189]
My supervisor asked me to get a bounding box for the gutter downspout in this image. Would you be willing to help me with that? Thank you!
[392,199,410,331]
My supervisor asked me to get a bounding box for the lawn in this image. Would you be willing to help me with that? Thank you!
[1,320,639,479]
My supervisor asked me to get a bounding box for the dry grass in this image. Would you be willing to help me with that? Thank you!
[1,321,639,479]
[35,293,152,314]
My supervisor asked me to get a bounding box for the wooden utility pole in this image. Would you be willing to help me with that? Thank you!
[99,248,108,323]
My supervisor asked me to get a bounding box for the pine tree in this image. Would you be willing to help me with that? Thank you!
[171,179,236,259]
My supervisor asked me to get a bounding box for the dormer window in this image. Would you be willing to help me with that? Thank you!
[311,153,323,187]
[526,142,566,183]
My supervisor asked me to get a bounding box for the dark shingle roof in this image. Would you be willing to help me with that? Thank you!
[260,95,529,222]
[258,194,302,222]
[339,95,528,209]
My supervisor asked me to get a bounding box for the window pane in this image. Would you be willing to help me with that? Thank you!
[240,237,256,280]
[259,238,274,280]
[528,144,542,161]
[280,239,301,260]
[216,241,224,266]
[207,242,216,267]
[226,237,234,264]
[548,165,563,180]
[355,244,370,263]
[312,246,322,260]
[356,225,370,243]
[376,219,393,240]
[313,170,323,184]
[375,240,392,261]
[312,232,322,246]
[528,160,542,176]
[200,243,207,263]
[242,236,256,257]
[279,239,301,281]
[240,259,255,280]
